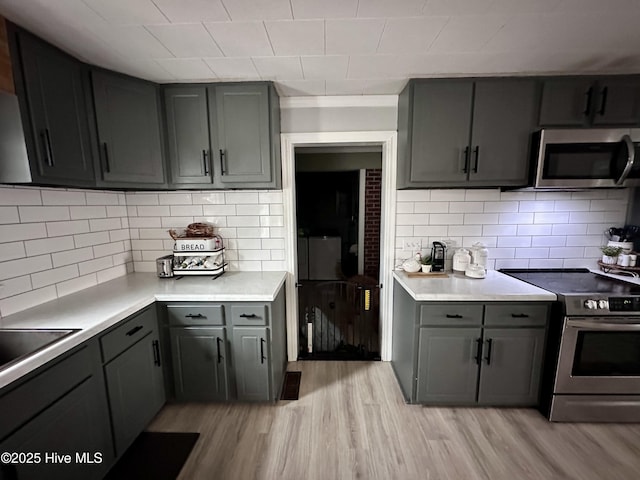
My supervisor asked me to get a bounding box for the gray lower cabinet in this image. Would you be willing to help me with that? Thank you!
[91,70,166,187]
[0,342,112,480]
[170,327,228,401]
[397,78,537,188]
[163,82,281,189]
[101,306,165,456]
[392,280,550,406]
[231,327,270,402]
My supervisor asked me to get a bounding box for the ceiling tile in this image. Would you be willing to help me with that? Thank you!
[155,58,217,79]
[347,55,401,78]
[152,0,230,23]
[488,0,562,14]
[326,19,385,55]
[363,78,408,94]
[252,56,304,80]
[146,23,223,57]
[82,0,169,25]
[91,25,173,58]
[265,20,324,55]
[107,57,175,82]
[554,0,640,13]
[203,57,260,79]
[205,22,273,57]
[275,80,327,96]
[423,0,493,15]
[291,0,358,19]
[220,0,292,21]
[325,79,367,95]
[357,0,427,17]
[378,17,449,54]
[301,56,349,79]
[429,15,508,53]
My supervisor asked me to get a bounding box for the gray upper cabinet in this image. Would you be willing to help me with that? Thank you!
[91,70,166,187]
[211,84,277,188]
[397,78,537,188]
[170,326,228,401]
[539,76,640,127]
[416,327,480,404]
[164,86,212,185]
[11,29,94,186]
[163,82,281,189]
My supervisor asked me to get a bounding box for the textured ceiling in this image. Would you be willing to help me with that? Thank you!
[2,0,640,96]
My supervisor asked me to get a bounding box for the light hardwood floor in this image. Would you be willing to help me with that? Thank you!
[149,361,640,480]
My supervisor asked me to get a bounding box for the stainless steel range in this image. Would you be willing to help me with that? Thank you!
[501,268,640,422]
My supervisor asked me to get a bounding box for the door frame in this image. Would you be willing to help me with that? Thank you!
[281,131,398,361]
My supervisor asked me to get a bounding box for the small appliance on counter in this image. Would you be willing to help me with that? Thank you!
[431,242,446,272]
[156,255,174,278]
[168,222,227,278]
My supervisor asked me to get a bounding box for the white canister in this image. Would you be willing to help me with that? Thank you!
[470,242,489,268]
[453,248,471,273]
[618,254,631,267]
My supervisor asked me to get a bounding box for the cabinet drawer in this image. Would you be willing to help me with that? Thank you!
[100,306,156,363]
[419,304,483,326]
[167,305,224,326]
[0,345,92,441]
[484,304,549,327]
[230,304,268,326]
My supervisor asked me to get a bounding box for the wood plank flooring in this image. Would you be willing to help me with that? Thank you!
[148,361,640,480]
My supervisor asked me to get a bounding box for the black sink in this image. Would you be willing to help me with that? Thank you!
[0,329,79,372]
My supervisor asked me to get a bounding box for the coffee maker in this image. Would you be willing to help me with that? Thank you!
[431,241,446,272]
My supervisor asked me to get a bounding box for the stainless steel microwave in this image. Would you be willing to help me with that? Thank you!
[531,128,640,188]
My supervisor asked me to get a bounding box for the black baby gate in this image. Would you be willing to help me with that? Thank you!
[298,280,380,360]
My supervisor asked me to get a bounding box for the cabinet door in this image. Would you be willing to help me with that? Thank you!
[92,71,165,185]
[477,328,546,406]
[592,78,640,126]
[416,327,481,404]
[469,80,537,185]
[170,327,228,401]
[0,377,112,480]
[210,84,273,186]
[19,33,94,185]
[164,86,213,185]
[408,81,472,185]
[104,333,165,456]
[232,327,270,402]
[538,79,594,126]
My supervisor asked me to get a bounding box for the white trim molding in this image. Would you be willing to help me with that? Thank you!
[281,131,398,362]
[280,95,398,109]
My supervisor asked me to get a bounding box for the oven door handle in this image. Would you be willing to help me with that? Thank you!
[615,134,635,186]
[567,319,640,330]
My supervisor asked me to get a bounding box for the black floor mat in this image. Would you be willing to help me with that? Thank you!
[105,432,199,480]
[280,371,302,400]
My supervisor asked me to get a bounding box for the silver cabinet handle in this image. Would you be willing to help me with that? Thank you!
[616,134,635,186]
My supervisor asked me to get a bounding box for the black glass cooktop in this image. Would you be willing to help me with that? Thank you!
[500,268,640,296]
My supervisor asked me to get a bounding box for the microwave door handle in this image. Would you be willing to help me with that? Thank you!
[615,134,635,186]
[567,319,640,330]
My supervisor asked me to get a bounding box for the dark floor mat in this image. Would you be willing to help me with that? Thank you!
[281,371,302,400]
[105,432,199,480]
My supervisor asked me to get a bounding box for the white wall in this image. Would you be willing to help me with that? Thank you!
[395,188,630,270]
[0,185,132,320]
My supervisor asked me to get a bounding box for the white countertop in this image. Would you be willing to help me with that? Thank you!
[393,270,557,302]
[0,271,286,390]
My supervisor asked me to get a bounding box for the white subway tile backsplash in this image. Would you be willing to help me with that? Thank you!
[79,256,113,276]
[42,190,86,206]
[549,247,585,258]
[170,205,203,216]
[448,225,482,237]
[571,190,608,200]
[465,189,500,201]
[535,192,566,200]
[238,250,271,261]
[107,206,127,217]
[516,224,552,236]
[132,239,164,250]
[0,255,53,281]
[237,260,262,270]
[0,207,19,224]
[396,202,414,214]
[449,202,484,213]
[109,229,131,243]
[237,204,270,215]
[237,239,262,249]
[158,193,193,205]
[494,259,530,269]
[430,214,463,225]
[490,248,515,258]
[414,225,448,236]
[19,206,70,222]
[271,249,285,261]
[90,218,122,232]
[0,187,41,206]
[0,286,57,317]
[396,190,430,202]
[464,213,499,225]
[138,228,170,239]
[74,231,110,248]
[591,199,625,211]
[262,260,285,271]
[136,205,170,217]
[532,236,567,247]
[25,236,75,256]
[203,205,237,216]
[236,227,270,238]
[563,258,593,268]
[133,261,156,272]
[191,192,226,204]
[565,236,603,247]
[161,216,195,228]
[397,214,429,225]
[519,201,555,213]
[429,190,464,201]
[226,192,259,204]
[129,217,162,228]
[228,216,261,227]
[414,202,449,214]
[126,193,160,205]
[534,212,569,224]
[554,200,590,212]
[483,225,517,236]
[515,248,548,259]
[46,220,90,237]
[259,192,283,204]
[86,192,120,205]
[0,276,32,300]
[532,259,564,268]
[569,211,604,224]
[270,204,284,215]
[498,236,532,248]
[483,202,518,213]
[31,265,79,289]
[551,224,587,236]
[93,242,125,258]
[0,242,26,263]
[52,247,94,268]
[97,264,129,283]
[396,225,414,236]
[56,274,98,298]
[260,216,284,227]
[500,191,535,201]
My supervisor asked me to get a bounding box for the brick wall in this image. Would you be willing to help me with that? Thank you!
[364,169,381,278]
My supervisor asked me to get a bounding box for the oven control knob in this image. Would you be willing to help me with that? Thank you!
[584,299,598,309]
[598,299,609,310]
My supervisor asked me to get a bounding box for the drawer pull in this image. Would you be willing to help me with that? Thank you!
[446,314,463,319]
[126,325,144,336]
[511,313,529,318]
[239,313,258,319]
[185,314,206,319]
[152,340,161,366]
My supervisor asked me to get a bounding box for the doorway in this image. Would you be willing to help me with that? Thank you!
[295,149,382,360]
[281,131,397,362]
